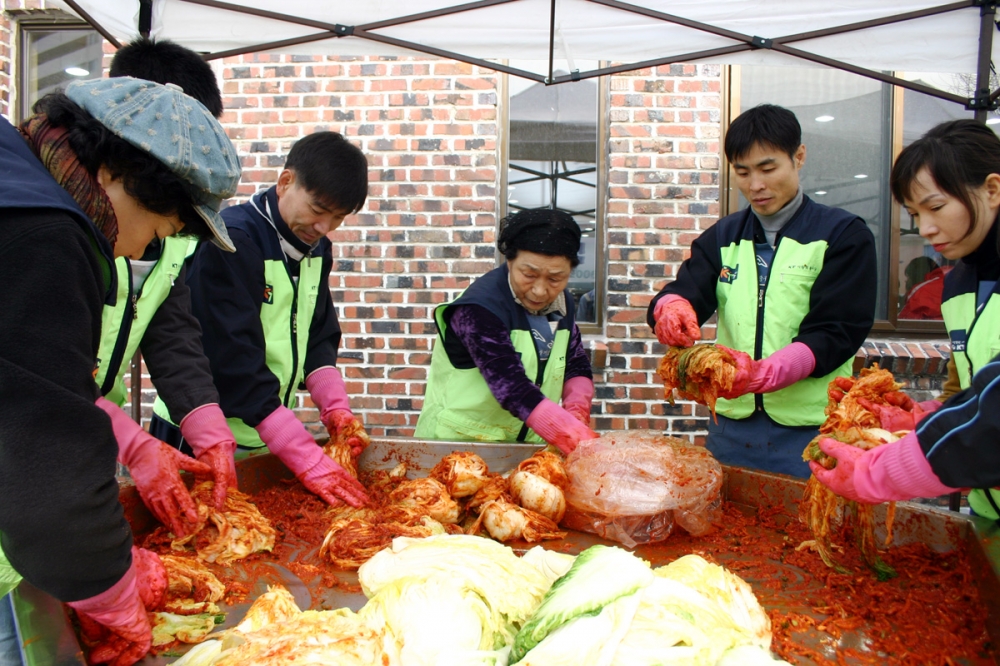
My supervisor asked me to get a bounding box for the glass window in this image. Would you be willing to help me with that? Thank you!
[896,73,999,323]
[730,66,996,331]
[19,24,103,120]
[734,66,893,320]
[504,68,603,326]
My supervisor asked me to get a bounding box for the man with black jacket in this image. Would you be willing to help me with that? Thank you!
[155,132,370,508]
[98,38,238,518]
[648,104,877,477]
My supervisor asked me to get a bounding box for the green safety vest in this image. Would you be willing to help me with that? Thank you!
[941,280,1000,518]
[153,255,324,447]
[94,237,192,407]
[715,236,852,426]
[415,277,570,443]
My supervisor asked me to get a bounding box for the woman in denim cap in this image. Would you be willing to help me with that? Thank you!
[0,77,239,666]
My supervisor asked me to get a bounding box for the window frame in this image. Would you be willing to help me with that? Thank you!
[498,70,608,335]
[723,65,947,337]
[16,17,102,123]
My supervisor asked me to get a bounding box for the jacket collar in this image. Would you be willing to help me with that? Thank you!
[251,186,314,262]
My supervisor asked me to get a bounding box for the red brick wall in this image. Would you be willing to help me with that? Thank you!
[0,10,10,119]
[0,10,950,438]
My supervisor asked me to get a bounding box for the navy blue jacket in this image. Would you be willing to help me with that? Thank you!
[186,186,342,428]
[0,116,133,601]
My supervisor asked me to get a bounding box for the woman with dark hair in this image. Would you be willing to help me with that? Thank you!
[415,208,598,454]
[0,77,239,665]
[813,119,1000,510]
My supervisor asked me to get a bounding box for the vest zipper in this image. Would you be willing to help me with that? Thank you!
[753,237,779,413]
[101,261,137,396]
[282,265,300,408]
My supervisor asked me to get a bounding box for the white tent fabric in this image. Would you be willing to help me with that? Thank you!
[52,1,997,95]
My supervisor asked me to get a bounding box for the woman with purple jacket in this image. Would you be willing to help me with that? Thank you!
[415,209,598,454]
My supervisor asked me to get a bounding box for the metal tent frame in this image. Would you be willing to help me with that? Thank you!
[60,0,1000,118]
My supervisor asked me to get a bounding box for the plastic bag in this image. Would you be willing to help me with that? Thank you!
[562,431,723,547]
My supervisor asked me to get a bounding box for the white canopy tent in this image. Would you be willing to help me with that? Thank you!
[51,0,1000,115]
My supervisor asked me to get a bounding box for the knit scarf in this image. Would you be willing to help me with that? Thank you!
[18,114,118,246]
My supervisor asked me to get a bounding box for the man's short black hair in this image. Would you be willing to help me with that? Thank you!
[284,132,369,214]
[109,38,223,118]
[724,104,802,163]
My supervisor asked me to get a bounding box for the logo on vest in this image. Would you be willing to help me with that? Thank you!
[949,329,968,353]
[719,265,738,284]
[264,284,274,305]
[785,262,819,273]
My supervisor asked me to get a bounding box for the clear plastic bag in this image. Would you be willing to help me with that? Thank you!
[563,431,723,547]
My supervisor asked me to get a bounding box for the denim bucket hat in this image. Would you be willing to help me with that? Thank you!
[65,76,240,252]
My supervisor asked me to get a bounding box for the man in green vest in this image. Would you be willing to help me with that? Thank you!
[154,132,370,507]
[648,104,878,477]
[94,38,239,530]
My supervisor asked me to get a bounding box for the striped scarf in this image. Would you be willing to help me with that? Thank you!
[18,114,118,246]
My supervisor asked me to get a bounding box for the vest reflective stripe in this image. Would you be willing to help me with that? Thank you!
[715,236,850,426]
[414,300,568,443]
[940,292,1000,390]
[95,237,192,407]
[941,289,1000,519]
[0,539,22,599]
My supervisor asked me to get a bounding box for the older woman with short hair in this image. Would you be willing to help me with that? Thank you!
[416,208,597,454]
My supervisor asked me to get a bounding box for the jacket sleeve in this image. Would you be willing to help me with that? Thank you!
[564,323,593,382]
[140,265,220,423]
[0,211,131,601]
[917,354,1000,488]
[303,249,342,376]
[794,219,877,376]
[186,228,282,427]
[647,224,722,328]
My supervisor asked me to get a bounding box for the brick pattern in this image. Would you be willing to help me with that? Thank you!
[0,10,10,119]
[598,64,724,441]
[0,13,956,441]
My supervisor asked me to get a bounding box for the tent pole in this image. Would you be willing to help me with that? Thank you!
[974,1,996,122]
[547,0,556,84]
[60,0,121,48]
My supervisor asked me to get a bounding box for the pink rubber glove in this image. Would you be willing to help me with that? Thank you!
[525,398,599,455]
[97,397,211,537]
[179,403,238,510]
[561,376,594,426]
[857,398,935,432]
[255,406,369,507]
[809,434,958,504]
[67,562,152,666]
[653,295,702,347]
[130,547,166,611]
[305,367,370,457]
[717,343,816,399]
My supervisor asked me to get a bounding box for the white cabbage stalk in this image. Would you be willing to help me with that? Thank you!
[359,574,507,664]
[521,546,575,586]
[512,593,641,666]
[359,534,552,648]
[510,471,566,523]
[168,639,224,666]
